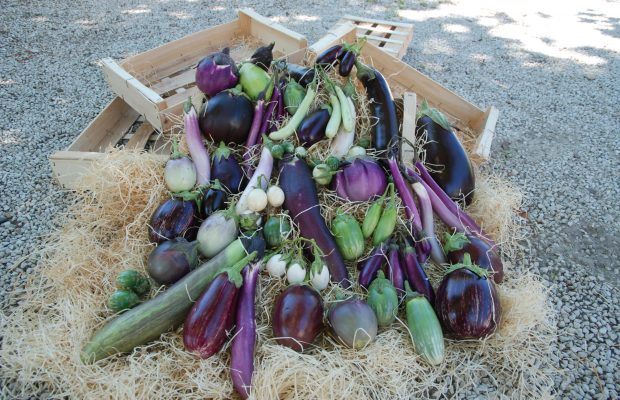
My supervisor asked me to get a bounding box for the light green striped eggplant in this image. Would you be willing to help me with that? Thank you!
[404,282,445,366]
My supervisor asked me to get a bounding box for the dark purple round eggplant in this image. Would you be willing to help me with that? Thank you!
[297,108,330,146]
[211,143,245,193]
[148,198,199,244]
[435,265,501,339]
[199,89,254,144]
[202,185,227,218]
[272,284,324,352]
[338,51,356,77]
[315,45,343,67]
[147,238,199,285]
[416,108,475,205]
[444,232,504,284]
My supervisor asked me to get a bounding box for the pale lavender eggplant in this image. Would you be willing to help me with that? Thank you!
[331,158,387,202]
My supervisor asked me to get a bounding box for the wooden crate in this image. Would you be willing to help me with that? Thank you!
[300,22,499,161]
[101,8,308,132]
[49,97,168,189]
[335,15,414,60]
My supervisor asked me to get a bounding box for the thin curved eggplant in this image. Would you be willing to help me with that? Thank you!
[297,108,330,146]
[358,242,387,288]
[386,245,405,294]
[278,155,350,287]
[399,244,435,305]
[355,61,398,158]
[148,197,199,244]
[416,102,475,205]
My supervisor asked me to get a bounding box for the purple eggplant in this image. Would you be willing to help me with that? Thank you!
[284,63,315,87]
[202,182,227,217]
[148,196,199,244]
[195,48,239,98]
[297,108,330,146]
[147,238,199,285]
[416,101,475,205]
[443,232,504,284]
[385,244,405,294]
[199,87,254,144]
[338,51,356,77]
[327,298,377,349]
[315,45,343,67]
[183,272,240,358]
[358,242,387,288]
[250,42,274,72]
[331,158,387,202]
[399,244,435,305]
[272,285,324,352]
[435,256,501,339]
[279,155,350,287]
[211,142,245,193]
[231,263,261,399]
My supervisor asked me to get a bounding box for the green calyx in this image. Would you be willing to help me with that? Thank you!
[342,37,367,55]
[354,60,375,81]
[404,281,425,302]
[442,231,470,254]
[213,142,232,162]
[445,253,489,279]
[169,139,186,160]
[225,251,257,288]
[183,97,195,114]
[174,188,204,210]
[417,99,451,132]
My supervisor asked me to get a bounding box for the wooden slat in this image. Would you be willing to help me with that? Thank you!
[67,97,140,152]
[309,22,357,55]
[160,89,204,131]
[473,106,499,160]
[238,9,308,55]
[342,15,414,29]
[126,122,156,150]
[102,58,165,130]
[150,69,195,95]
[360,42,483,128]
[354,25,409,36]
[359,34,404,45]
[401,92,417,163]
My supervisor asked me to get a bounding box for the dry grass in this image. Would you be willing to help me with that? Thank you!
[0,144,555,399]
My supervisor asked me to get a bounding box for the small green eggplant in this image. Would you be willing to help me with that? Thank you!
[372,184,397,246]
[263,215,292,248]
[116,270,150,296]
[108,290,140,313]
[331,209,364,261]
[404,282,445,366]
[367,271,399,327]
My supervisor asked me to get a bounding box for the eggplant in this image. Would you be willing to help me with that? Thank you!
[250,42,274,72]
[211,142,245,193]
[338,51,356,77]
[199,87,254,144]
[315,45,342,67]
[399,244,435,305]
[279,155,350,287]
[327,298,377,349]
[435,256,501,339]
[297,108,330,146]
[147,238,199,286]
[443,232,504,284]
[195,48,239,98]
[284,63,315,87]
[355,61,398,158]
[272,285,324,352]
[416,101,475,204]
[358,242,387,288]
[331,158,387,202]
[202,183,227,217]
[385,244,405,294]
[367,271,398,327]
[148,197,199,244]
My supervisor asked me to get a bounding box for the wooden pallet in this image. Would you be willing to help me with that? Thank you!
[336,15,414,60]
[299,22,498,161]
[49,97,168,189]
[102,9,308,133]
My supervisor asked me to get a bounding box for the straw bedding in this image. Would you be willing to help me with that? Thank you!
[1,64,555,400]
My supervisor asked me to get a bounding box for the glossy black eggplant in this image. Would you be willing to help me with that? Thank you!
[416,102,475,205]
[435,258,501,339]
[202,183,227,217]
[443,232,504,283]
[297,108,330,146]
[285,63,315,87]
[250,42,274,72]
[355,61,398,158]
[315,45,343,67]
[199,88,254,144]
[338,51,356,77]
[148,197,199,244]
[211,143,245,193]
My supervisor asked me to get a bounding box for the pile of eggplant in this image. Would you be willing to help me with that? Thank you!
[82,40,505,399]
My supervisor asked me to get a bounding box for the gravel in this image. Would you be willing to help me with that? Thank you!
[1,0,618,398]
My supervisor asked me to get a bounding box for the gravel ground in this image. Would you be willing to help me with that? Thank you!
[1,0,618,398]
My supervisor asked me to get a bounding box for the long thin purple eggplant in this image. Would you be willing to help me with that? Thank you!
[276,80,286,123]
[400,244,435,305]
[231,262,261,399]
[243,97,265,176]
[358,242,387,288]
[266,84,281,134]
[411,181,446,265]
[387,158,422,231]
[386,244,405,294]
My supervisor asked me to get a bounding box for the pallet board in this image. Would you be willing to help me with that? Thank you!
[102,9,308,132]
[336,15,414,60]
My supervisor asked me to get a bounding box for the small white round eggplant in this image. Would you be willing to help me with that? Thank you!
[247,188,268,212]
[164,156,197,192]
[310,264,330,291]
[266,185,285,208]
[266,254,287,277]
[286,262,306,285]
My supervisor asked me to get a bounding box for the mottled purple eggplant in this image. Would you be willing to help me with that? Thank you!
[435,257,501,339]
[147,238,199,285]
[148,197,199,244]
[272,284,324,352]
[297,108,330,146]
[443,232,504,284]
[327,297,377,349]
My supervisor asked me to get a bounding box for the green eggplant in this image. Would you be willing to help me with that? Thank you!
[367,271,399,327]
[116,270,150,296]
[263,215,292,248]
[404,282,445,366]
[108,290,140,313]
[363,183,392,239]
[372,183,397,245]
[331,209,364,261]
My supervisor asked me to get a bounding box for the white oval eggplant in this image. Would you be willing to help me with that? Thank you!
[266,185,285,208]
[266,254,287,277]
[197,211,238,257]
[310,264,330,291]
[286,262,306,285]
[164,156,197,193]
